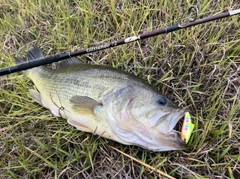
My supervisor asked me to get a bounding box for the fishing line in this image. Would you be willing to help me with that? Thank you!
[0,5,240,76]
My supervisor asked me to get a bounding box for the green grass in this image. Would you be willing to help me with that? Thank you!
[0,0,240,178]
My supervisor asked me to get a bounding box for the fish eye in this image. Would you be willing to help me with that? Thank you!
[157,96,167,106]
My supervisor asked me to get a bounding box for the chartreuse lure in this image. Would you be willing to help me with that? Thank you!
[181,112,195,144]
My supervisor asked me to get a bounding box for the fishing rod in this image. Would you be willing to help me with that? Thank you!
[0,6,240,76]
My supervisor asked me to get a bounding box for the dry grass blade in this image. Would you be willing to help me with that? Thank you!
[110,146,176,179]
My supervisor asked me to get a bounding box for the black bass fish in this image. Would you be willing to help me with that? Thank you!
[16,46,192,151]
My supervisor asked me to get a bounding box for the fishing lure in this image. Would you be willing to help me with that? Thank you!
[181,112,195,144]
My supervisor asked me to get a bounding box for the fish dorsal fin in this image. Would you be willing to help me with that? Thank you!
[15,46,44,64]
[14,46,45,74]
[27,46,45,61]
[58,58,83,68]
[69,95,101,115]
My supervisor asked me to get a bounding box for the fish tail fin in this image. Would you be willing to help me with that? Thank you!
[14,46,45,74]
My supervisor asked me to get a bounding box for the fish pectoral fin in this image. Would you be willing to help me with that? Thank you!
[70,95,99,108]
[68,96,102,133]
[29,89,43,106]
[69,95,101,115]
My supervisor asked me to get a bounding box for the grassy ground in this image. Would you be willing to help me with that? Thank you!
[0,0,239,178]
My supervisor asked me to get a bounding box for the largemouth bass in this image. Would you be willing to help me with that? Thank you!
[15,46,190,151]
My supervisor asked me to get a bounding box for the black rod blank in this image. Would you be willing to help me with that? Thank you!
[0,8,239,76]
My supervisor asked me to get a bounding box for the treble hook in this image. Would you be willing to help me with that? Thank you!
[179,5,199,27]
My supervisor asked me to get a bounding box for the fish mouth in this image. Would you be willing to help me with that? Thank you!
[168,109,186,132]
[173,115,184,133]
[151,109,185,134]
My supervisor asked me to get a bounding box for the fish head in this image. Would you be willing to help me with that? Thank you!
[144,94,186,151]
[103,85,186,151]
